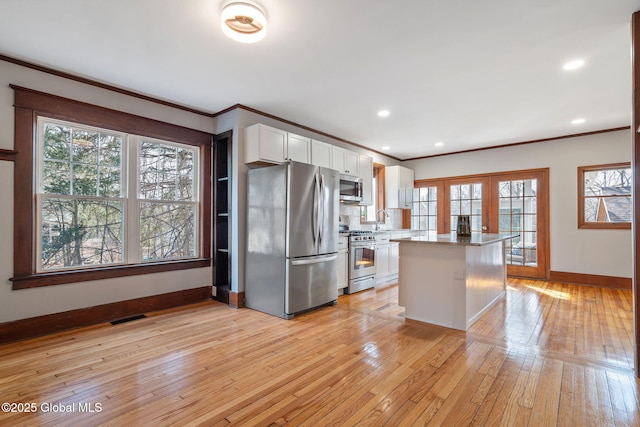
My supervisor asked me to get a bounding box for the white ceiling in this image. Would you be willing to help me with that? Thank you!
[0,0,638,160]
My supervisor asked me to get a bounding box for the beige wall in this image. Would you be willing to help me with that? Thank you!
[403,129,633,278]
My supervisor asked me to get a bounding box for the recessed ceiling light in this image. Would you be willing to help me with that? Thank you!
[563,59,585,71]
[571,118,586,125]
[435,141,445,147]
[221,2,267,43]
[382,146,390,151]
[377,110,390,118]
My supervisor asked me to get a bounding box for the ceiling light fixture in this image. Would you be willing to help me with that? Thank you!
[221,2,267,43]
[571,118,586,125]
[377,110,390,118]
[563,59,585,71]
[382,146,390,150]
[435,141,444,147]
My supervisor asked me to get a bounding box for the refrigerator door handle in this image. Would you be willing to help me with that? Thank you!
[319,173,326,245]
[313,172,320,246]
[291,254,338,266]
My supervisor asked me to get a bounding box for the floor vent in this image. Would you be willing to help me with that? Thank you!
[110,314,147,325]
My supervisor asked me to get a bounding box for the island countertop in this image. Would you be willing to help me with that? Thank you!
[390,232,518,247]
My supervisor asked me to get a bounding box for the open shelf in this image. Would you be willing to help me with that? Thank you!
[213,130,232,304]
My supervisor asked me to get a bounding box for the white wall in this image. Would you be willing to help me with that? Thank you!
[403,129,633,278]
[0,60,214,323]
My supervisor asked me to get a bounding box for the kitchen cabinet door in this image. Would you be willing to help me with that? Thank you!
[338,236,348,290]
[286,132,310,163]
[376,243,390,277]
[389,242,399,274]
[311,139,332,168]
[331,146,346,173]
[344,150,359,176]
[359,155,373,206]
[338,250,348,290]
[245,123,287,164]
[385,165,415,208]
[331,146,359,175]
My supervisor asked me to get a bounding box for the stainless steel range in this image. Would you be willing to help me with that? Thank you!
[345,230,376,294]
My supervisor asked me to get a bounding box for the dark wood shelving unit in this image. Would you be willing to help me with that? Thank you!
[213,131,232,304]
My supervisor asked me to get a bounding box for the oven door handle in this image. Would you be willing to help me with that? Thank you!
[352,244,376,250]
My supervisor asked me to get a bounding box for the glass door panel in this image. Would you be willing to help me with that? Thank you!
[449,183,483,233]
[499,178,538,267]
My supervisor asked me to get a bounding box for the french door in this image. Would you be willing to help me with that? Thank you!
[417,169,549,279]
[488,170,548,279]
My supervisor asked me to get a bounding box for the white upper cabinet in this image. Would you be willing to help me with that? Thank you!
[345,150,359,176]
[245,123,286,164]
[245,124,310,165]
[310,139,332,168]
[331,146,359,175]
[286,132,311,163]
[359,155,373,206]
[385,165,415,209]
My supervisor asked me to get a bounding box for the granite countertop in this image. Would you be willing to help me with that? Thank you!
[390,232,519,246]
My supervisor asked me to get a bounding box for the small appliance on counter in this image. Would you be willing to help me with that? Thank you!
[456,215,471,237]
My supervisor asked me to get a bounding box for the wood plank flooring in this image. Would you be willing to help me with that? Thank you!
[0,278,638,426]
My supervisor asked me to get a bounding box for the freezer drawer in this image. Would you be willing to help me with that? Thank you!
[286,254,339,315]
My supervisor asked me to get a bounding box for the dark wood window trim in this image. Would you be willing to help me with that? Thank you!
[0,148,17,161]
[578,162,632,230]
[11,86,212,290]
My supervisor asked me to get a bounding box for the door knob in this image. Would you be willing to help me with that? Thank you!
[482,225,488,231]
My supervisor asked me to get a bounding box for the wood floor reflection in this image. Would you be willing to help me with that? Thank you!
[0,278,638,426]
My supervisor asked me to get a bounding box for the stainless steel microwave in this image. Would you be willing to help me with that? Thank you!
[339,174,362,203]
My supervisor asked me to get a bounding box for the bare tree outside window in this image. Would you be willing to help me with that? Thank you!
[38,120,199,272]
[40,122,124,270]
[138,141,197,260]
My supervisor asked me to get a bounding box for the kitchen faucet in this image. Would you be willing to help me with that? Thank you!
[375,209,390,231]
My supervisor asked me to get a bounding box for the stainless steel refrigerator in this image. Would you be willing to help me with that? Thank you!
[245,161,339,319]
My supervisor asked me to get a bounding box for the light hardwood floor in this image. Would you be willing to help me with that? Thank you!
[0,278,638,426]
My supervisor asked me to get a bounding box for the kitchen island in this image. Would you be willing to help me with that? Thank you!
[391,233,517,331]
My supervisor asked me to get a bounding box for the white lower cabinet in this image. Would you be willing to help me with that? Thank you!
[338,236,349,290]
[375,234,391,283]
[390,242,399,275]
[376,243,390,277]
[377,231,422,283]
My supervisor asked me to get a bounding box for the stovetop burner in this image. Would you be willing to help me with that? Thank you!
[347,230,374,235]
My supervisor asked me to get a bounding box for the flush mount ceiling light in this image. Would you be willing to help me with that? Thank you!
[563,59,585,71]
[382,146,391,151]
[434,141,445,147]
[221,2,267,43]
[377,110,390,118]
[571,118,586,125]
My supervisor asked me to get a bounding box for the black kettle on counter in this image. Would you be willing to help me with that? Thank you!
[456,215,471,237]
